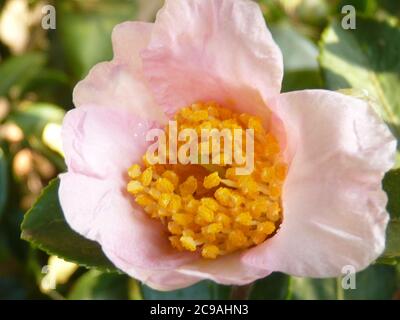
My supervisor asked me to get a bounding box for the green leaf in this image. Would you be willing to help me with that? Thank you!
[9,103,65,137]
[9,103,66,170]
[271,22,319,71]
[68,270,130,300]
[379,169,400,261]
[0,147,8,220]
[343,264,397,300]
[0,53,46,97]
[290,277,337,300]
[141,281,230,300]
[270,22,322,92]
[56,0,138,79]
[319,17,400,139]
[282,70,323,92]
[290,264,398,300]
[21,178,117,272]
[383,169,400,219]
[249,272,290,300]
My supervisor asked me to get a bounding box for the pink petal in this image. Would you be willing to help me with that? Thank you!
[60,106,198,287]
[62,106,152,179]
[178,253,271,286]
[142,0,283,115]
[73,22,163,122]
[244,90,396,277]
[59,173,197,275]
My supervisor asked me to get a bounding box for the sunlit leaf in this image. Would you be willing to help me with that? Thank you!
[319,17,400,139]
[68,270,130,300]
[9,103,66,170]
[270,22,322,91]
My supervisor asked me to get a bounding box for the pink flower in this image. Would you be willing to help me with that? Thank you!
[59,0,396,291]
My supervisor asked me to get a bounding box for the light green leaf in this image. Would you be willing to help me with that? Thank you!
[57,0,138,79]
[290,277,337,300]
[141,281,230,300]
[270,22,322,92]
[319,17,400,138]
[68,270,130,300]
[272,22,319,71]
[0,53,46,97]
[21,178,117,272]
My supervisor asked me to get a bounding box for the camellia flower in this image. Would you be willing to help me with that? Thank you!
[59,0,396,291]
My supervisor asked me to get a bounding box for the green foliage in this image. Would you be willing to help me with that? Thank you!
[320,17,400,264]
[142,281,230,300]
[56,0,138,80]
[290,264,398,300]
[0,147,7,220]
[21,179,117,272]
[0,53,46,97]
[250,272,290,300]
[319,17,400,139]
[0,0,399,300]
[381,170,400,261]
[68,270,132,300]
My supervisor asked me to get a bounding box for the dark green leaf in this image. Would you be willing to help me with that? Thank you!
[282,70,323,92]
[250,272,290,300]
[141,281,230,300]
[290,264,398,299]
[379,169,400,261]
[21,178,117,272]
[68,270,130,300]
[0,53,46,97]
[319,17,400,139]
[383,169,400,219]
[343,264,397,299]
[0,277,28,300]
[0,147,8,220]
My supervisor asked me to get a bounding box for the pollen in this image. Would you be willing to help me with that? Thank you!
[203,172,221,189]
[127,102,287,259]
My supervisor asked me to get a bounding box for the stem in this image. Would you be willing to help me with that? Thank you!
[230,283,253,300]
[336,277,344,300]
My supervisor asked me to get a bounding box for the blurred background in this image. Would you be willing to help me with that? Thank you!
[0,0,399,300]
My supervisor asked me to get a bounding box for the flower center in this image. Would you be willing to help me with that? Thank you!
[127,102,287,259]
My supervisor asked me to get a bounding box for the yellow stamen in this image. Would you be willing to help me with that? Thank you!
[127,102,287,259]
[203,172,221,189]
